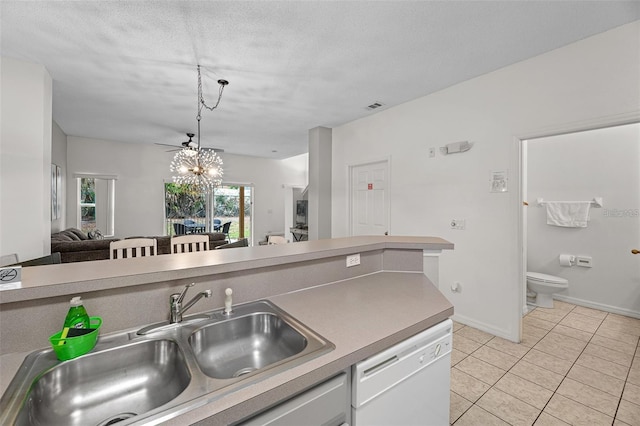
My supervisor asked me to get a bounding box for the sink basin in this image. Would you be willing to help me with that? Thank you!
[15,339,190,426]
[189,312,307,379]
[1,300,333,425]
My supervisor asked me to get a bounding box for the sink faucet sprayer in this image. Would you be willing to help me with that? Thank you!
[170,283,212,323]
[223,288,233,315]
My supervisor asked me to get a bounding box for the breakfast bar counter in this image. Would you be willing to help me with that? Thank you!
[0,236,453,424]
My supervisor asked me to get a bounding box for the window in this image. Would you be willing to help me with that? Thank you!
[164,183,253,243]
[75,174,116,236]
[214,185,252,241]
[164,183,207,235]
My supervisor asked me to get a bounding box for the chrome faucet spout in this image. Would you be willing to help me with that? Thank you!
[170,283,211,324]
[182,290,212,315]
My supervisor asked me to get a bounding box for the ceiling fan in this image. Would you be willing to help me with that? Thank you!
[156,133,224,153]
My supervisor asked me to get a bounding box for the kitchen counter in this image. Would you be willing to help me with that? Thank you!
[184,271,454,425]
[0,236,453,424]
[1,236,452,304]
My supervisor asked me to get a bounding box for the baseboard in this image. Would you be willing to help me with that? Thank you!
[451,312,519,343]
[554,295,640,319]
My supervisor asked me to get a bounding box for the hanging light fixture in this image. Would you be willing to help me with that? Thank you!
[170,65,229,192]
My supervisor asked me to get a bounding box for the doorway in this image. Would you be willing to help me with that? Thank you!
[163,183,253,244]
[349,159,390,236]
[213,185,253,243]
[520,122,640,318]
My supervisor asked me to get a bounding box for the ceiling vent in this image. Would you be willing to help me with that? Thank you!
[366,102,384,110]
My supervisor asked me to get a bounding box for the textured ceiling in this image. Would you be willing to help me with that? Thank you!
[2,1,638,159]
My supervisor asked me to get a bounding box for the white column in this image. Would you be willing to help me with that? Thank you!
[308,127,332,240]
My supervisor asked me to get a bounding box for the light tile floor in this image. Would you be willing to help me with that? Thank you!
[450,301,640,425]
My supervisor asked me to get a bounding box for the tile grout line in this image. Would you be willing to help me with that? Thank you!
[518,304,576,425]
[611,331,640,424]
[452,305,640,425]
[453,308,565,426]
[538,310,617,423]
[527,307,639,423]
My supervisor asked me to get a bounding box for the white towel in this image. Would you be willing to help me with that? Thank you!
[546,202,591,227]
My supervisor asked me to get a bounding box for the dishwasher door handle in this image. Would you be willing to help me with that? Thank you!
[362,356,398,377]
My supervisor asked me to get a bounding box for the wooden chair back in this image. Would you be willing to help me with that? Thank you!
[110,238,157,259]
[171,234,209,254]
[267,235,289,245]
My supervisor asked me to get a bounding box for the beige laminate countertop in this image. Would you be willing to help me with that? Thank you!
[165,270,452,424]
[1,236,453,304]
[1,270,453,425]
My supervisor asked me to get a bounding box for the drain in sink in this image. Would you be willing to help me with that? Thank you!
[97,412,136,426]
[233,367,257,378]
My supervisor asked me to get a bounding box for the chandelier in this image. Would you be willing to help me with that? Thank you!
[170,65,228,192]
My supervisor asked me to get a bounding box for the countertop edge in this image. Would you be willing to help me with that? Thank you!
[1,236,454,304]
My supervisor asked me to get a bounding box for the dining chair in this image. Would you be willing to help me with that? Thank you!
[14,252,62,266]
[214,238,249,249]
[110,238,157,259]
[267,235,289,245]
[171,234,209,254]
[173,223,188,235]
[221,221,232,240]
[0,253,19,267]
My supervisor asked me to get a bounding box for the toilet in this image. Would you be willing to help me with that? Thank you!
[526,272,568,308]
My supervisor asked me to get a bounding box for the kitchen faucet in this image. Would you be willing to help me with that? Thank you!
[170,283,212,323]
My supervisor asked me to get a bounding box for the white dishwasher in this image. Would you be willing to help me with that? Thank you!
[351,319,452,426]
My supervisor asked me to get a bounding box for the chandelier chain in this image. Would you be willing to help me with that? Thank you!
[170,64,227,193]
[197,65,226,116]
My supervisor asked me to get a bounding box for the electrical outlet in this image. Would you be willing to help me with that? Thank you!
[450,219,465,230]
[346,253,361,267]
[451,281,461,293]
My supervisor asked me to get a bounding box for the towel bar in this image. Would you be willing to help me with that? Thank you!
[536,197,603,208]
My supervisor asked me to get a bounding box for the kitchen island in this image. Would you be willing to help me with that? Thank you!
[0,236,453,424]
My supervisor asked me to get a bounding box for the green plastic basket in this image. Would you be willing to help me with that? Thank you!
[49,317,102,361]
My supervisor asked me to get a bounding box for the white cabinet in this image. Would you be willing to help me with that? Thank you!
[238,373,349,426]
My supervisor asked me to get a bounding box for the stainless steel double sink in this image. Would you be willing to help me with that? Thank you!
[0,300,334,426]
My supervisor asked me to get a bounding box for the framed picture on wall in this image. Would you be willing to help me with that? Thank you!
[51,164,61,220]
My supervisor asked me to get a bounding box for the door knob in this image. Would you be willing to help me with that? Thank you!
[633,249,639,255]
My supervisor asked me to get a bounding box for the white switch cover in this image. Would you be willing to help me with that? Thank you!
[346,253,361,267]
[428,147,436,158]
[450,219,465,230]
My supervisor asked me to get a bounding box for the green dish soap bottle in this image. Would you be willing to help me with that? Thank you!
[64,296,90,329]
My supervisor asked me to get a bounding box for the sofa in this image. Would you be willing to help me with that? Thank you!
[51,228,227,263]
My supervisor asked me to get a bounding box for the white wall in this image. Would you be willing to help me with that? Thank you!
[331,22,640,340]
[0,56,52,262]
[66,136,308,243]
[527,123,640,317]
[51,120,67,233]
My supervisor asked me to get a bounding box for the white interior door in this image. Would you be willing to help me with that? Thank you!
[350,160,389,236]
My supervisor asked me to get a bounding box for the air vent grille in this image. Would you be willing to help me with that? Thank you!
[366,102,384,110]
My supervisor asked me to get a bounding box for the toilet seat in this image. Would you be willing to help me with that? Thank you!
[526,272,568,286]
